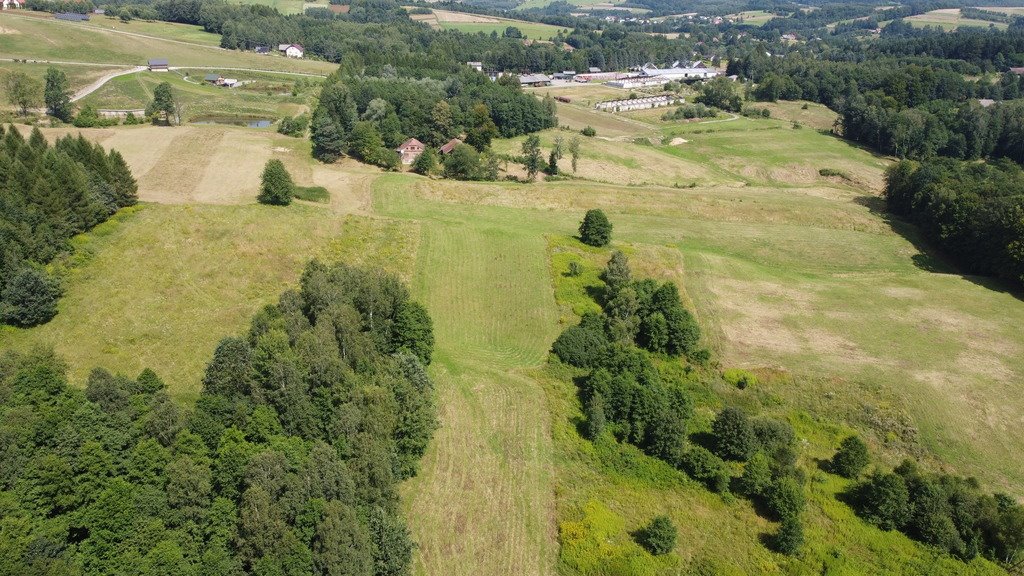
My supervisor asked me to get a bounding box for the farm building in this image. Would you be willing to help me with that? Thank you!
[396,138,426,165]
[254,46,270,54]
[98,108,145,119]
[467,61,483,72]
[2,0,22,10]
[439,138,462,155]
[637,62,720,81]
[148,58,169,72]
[204,73,223,84]
[281,44,304,58]
[519,73,552,87]
[595,95,680,112]
[553,70,576,80]
[1010,67,1024,75]
[588,67,602,73]
[55,12,89,21]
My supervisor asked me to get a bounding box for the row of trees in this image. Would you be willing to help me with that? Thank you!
[0,126,137,327]
[0,260,436,574]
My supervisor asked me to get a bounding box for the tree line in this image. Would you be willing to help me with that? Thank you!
[0,125,137,327]
[0,260,437,575]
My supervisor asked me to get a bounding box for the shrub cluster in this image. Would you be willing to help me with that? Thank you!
[849,460,1024,562]
[661,103,717,121]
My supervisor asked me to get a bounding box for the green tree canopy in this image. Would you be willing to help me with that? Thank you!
[258,159,294,205]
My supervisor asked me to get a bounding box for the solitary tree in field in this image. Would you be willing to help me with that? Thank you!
[635,516,677,555]
[5,72,43,116]
[258,159,294,205]
[44,67,74,122]
[521,135,543,180]
[146,82,178,125]
[579,209,612,247]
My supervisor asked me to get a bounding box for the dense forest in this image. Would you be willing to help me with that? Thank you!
[0,260,436,575]
[884,159,1024,286]
[0,126,137,328]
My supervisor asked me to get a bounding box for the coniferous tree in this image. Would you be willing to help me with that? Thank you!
[258,159,294,205]
[579,209,612,247]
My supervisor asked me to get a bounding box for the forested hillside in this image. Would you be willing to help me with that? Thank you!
[0,261,436,575]
[0,126,137,327]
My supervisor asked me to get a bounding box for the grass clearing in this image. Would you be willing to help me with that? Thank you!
[426,9,569,40]
[900,8,1008,30]
[727,10,774,25]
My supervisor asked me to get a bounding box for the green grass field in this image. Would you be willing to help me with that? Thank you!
[4,74,1024,576]
[727,10,774,25]
[0,12,336,74]
[78,70,312,120]
[896,8,1008,30]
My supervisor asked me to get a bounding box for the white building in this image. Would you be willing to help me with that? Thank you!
[2,0,22,10]
[284,44,304,58]
[595,95,681,112]
[467,61,483,72]
[637,62,720,81]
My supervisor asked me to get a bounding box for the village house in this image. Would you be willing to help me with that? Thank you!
[254,46,270,54]
[204,73,224,85]
[148,58,169,72]
[396,138,425,165]
[467,61,483,72]
[439,138,462,155]
[2,0,22,10]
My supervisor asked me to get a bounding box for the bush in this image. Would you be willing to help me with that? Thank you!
[1,267,61,327]
[681,446,730,493]
[766,476,805,521]
[552,322,608,368]
[831,436,869,478]
[737,451,772,498]
[851,471,911,531]
[579,209,612,247]
[581,125,596,137]
[712,406,756,461]
[277,113,309,137]
[723,368,757,389]
[634,515,677,555]
[583,392,606,440]
[771,516,804,555]
[257,159,293,205]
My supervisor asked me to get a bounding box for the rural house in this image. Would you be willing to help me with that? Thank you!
[396,138,425,164]
[204,73,223,84]
[467,61,483,72]
[282,44,304,58]
[254,46,270,54]
[439,138,462,155]
[2,0,22,10]
[148,58,169,72]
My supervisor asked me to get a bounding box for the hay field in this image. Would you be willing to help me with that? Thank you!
[429,9,568,39]
[727,9,774,25]
[901,8,1008,30]
[78,70,311,120]
[0,13,336,74]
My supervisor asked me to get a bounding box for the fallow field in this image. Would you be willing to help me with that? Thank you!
[3,24,1023,572]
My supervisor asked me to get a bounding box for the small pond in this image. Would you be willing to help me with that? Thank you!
[191,116,274,128]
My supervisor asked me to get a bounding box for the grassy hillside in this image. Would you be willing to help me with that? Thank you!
[898,8,1008,30]
[0,12,336,74]
[410,9,569,40]
[3,83,1023,575]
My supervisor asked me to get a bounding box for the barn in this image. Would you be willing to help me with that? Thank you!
[148,58,169,72]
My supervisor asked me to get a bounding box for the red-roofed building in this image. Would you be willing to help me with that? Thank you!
[439,138,462,155]
[396,138,425,164]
